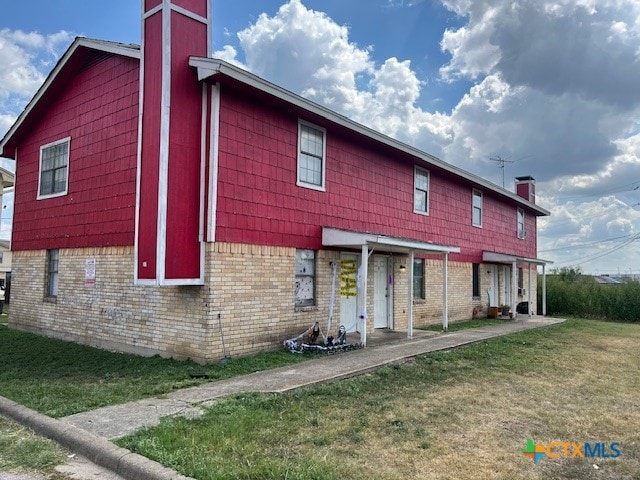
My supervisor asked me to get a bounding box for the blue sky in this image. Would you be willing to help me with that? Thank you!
[1,0,640,274]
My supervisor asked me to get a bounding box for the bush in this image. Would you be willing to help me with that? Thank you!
[539,274,640,322]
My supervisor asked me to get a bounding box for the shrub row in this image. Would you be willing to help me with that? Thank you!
[538,277,640,322]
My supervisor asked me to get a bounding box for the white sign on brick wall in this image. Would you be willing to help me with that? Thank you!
[85,258,96,285]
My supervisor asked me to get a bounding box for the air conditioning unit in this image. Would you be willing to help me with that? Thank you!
[518,288,526,296]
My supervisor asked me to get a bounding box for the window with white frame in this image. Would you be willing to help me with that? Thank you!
[472,189,483,227]
[38,137,70,199]
[517,208,525,239]
[414,167,429,214]
[297,121,326,190]
[46,249,59,298]
[294,249,316,307]
[413,258,425,299]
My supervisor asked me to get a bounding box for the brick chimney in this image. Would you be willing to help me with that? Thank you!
[515,176,535,203]
[136,0,211,285]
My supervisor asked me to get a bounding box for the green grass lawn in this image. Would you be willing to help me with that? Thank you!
[115,318,640,480]
[0,324,308,418]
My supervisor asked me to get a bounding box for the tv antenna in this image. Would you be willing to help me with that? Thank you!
[489,156,514,188]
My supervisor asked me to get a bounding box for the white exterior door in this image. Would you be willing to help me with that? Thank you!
[339,254,359,332]
[374,256,390,328]
[504,266,512,306]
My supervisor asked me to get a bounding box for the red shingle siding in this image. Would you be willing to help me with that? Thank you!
[215,88,538,262]
[12,54,138,251]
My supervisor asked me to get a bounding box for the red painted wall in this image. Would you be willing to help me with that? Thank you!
[215,88,539,263]
[163,9,207,280]
[12,54,138,251]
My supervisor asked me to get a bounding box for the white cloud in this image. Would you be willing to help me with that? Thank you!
[0,115,16,138]
[0,28,74,138]
[439,0,640,107]
[213,0,452,156]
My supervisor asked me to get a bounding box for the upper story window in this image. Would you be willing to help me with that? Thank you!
[472,189,483,227]
[38,137,70,199]
[414,167,429,215]
[517,208,525,239]
[297,121,326,191]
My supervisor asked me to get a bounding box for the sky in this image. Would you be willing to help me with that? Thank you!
[1,0,640,275]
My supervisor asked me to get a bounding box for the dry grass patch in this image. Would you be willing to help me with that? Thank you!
[0,416,69,478]
[118,319,640,479]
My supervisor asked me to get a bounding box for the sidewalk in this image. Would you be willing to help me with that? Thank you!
[0,316,564,480]
[63,316,564,439]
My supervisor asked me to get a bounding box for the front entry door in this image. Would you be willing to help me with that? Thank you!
[374,256,390,328]
[339,254,359,332]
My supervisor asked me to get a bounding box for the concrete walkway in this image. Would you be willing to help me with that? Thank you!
[63,316,564,440]
[0,316,564,480]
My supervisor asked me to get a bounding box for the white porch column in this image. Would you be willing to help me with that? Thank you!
[443,252,449,330]
[511,261,517,315]
[542,264,547,316]
[527,263,532,317]
[407,251,414,339]
[360,244,369,346]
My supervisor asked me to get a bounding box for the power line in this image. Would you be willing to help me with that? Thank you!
[552,233,640,268]
[539,233,636,253]
[556,179,640,201]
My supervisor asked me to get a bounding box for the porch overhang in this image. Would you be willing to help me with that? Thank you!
[322,227,460,255]
[482,251,552,266]
[323,227,460,344]
[482,251,552,317]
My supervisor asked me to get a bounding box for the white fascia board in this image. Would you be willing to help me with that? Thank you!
[189,56,550,217]
[0,37,140,158]
[322,227,460,255]
[483,251,553,265]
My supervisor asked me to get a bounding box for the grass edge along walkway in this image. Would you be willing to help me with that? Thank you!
[60,317,563,440]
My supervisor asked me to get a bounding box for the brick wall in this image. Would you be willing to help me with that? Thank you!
[10,247,213,362]
[9,244,539,362]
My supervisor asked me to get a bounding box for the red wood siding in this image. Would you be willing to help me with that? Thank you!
[163,9,207,280]
[215,88,538,263]
[137,11,162,279]
[12,54,138,251]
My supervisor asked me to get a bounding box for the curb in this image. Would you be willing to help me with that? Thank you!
[0,396,194,480]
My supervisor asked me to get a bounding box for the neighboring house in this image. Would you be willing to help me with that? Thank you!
[0,0,550,362]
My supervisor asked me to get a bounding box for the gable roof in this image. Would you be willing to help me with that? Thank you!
[0,37,139,158]
[189,56,550,217]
